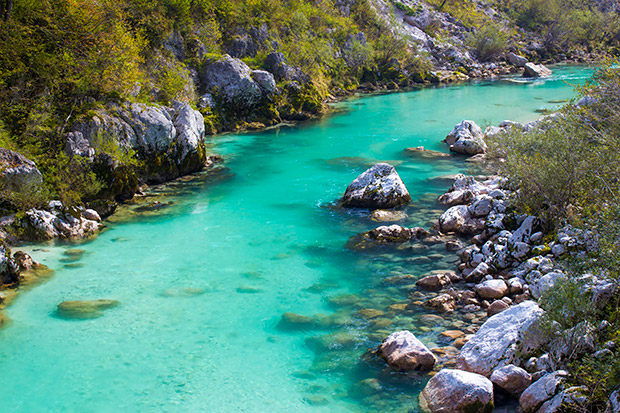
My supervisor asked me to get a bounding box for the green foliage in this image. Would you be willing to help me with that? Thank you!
[486,63,620,225]
[503,0,620,51]
[392,1,420,17]
[467,23,509,62]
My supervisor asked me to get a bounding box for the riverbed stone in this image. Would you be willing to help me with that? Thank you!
[424,294,456,313]
[371,209,408,222]
[377,330,436,371]
[56,299,120,319]
[341,163,412,209]
[419,369,494,412]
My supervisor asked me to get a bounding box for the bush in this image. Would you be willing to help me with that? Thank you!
[486,63,620,225]
[468,23,509,61]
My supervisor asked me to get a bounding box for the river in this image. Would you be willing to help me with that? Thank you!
[0,66,593,412]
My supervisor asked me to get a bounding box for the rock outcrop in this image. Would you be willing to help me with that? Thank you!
[377,330,436,371]
[444,120,487,155]
[341,163,412,209]
[0,243,19,285]
[0,148,43,193]
[65,100,207,186]
[419,369,494,413]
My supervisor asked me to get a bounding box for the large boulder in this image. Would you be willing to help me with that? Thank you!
[0,148,43,193]
[377,330,436,371]
[444,120,487,155]
[420,369,494,413]
[519,371,567,413]
[341,163,412,209]
[65,101,207,184]
[457,301,544,376]
[523,62,552,78]
[200,55,277,109]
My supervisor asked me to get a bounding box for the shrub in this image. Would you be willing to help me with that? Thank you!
[467,23,509,61]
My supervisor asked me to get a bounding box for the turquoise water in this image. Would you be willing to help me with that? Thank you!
[0,66,593,412]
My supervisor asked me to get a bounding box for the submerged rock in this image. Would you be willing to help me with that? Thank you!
[377,330,436,371]
[341,163,412,209]
[420,369,494,413]
[56,299,120,319]
[371,209,408,222]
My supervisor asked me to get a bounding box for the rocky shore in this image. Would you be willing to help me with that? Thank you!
[329,114,616,411]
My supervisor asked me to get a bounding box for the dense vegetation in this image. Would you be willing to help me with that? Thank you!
[0,0,429,210]
[487,62,620,409]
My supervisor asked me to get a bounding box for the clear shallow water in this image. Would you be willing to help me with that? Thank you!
[0,66,593,412]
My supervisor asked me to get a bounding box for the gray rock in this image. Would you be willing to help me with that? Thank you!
[24,208,102,240]
[200,55,271,107]
[0,243,20,285]
[377,330,436,371]
[457,301,544,376]
[65,101,206,179]
[444,120,487,155]
[420,369,494,413]
[519,371,567,413]
[341,163,412,209]
[507,52,528,67]
[490,364,532,396]
[439,205,484,235]
[523,62,552,78]
[251,70,278,94]
[0,148,43,193]
[265,52,308,82]
[607,389,620,413]
[469,195,494,217]
[538,386,588,413]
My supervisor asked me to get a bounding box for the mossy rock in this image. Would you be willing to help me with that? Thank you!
[56,299,120,320]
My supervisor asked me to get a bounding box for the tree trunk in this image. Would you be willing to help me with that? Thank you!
[4,0,12,22]
[438,0,448,11]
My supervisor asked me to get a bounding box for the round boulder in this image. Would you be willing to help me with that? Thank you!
[420,369,494,412]
[476,279,508,300]
[377,330,436,371]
